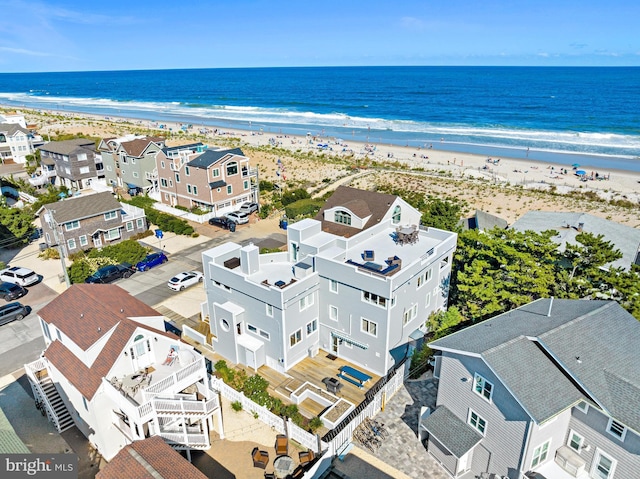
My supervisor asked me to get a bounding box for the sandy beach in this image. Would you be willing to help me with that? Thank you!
[7,106,640,228]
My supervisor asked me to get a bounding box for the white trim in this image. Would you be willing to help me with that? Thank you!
[575,401,589,413]
[473,373,494,402]
[530,438,551,468]
[590,448,617,479]
[467,409,486,436]
[567,429,584,452]
[606,418,627,441]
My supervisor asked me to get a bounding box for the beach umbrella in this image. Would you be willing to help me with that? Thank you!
[572,163,580,167]
[576,170,587,176]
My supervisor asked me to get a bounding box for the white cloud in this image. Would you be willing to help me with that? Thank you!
[0,46,53,57]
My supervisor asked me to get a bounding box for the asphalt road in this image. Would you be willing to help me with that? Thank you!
[0,281,56,376]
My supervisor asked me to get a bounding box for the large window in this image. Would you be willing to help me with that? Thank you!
[362,291,387,308]
[65,220,80,231]
[67,238,76,250]
[79,235,88,247]
[361,318,377,337]
[290,329,302,347]
[106,228,120,241]
[403,304,418,325]
[567,430,584,452]
[334,210,351,225]
[226,162,238,176]
[160,178,168,187]
[468,410,486,435]
[306,319,317,335]
[531,440,550,468]
[473,374,494,401]
[417,269,433,289]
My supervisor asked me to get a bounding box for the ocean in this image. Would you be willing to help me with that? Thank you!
[0,66,639,171]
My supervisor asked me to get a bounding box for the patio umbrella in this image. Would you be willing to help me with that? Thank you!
[575,170,587,176]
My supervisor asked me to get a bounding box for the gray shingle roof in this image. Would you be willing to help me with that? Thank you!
[421,406,483,458]
[38,138,95,155]
[431,299,640,430]
[510,211,640,271]
[0,123,29,136]
[39,191,121,223]
[188,148,245,169]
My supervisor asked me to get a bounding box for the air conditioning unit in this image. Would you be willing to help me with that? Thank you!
[308,345,319,357]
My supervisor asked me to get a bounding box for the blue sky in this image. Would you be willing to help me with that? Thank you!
[1,0,639,72]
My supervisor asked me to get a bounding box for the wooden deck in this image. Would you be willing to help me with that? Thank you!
[182,335,379,420]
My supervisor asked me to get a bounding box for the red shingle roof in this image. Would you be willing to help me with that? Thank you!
[96,436,207,479]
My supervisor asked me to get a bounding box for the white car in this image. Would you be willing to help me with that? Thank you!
[167,271,204,291]
[0,266,39,286]
[226,211,249,225]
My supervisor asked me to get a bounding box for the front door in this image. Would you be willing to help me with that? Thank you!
[332,335,339,355]
[246,348,256,370]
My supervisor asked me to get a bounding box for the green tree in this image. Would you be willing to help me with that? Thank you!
[0,206,35,248]
[420,198,462,232]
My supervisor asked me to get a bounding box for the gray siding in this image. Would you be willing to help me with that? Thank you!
[435,352,530,477]
[525,409,572,471]
[428,435,458,476]
[566,405,640,478]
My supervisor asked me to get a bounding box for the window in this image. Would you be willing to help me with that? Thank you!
[299,293,314,311]
[65,220,80,231]
[220,319,230,332]
[175,173,180,183]
[575,401,589,413]
[79,166,90,174]
[187,185,192,194]
[290,329,302,347]
[193,185,198,195]
[403,304,418,325]
[329,305,338,321]
[334,210,351,225]
[106,228,120,240]
[531,440,550,468]
[212,168,220,178]
[160,178,168,187]
[306,319,317,335]
[244,180,249,190]
[79,235,88,247]
[329,280,338,293]
[361,318,377,337]
[440,256,450,269]
[266,304,273,317]
[473,374,494,401]
[392,205,401,224]
[82,396,88,411]
[67,238,76,250]
[161,161,165,169]
[567,430,584,452]
[362,291,387,308]
[226,162,238,176]
[136,218,144,228]
[185,166,190,176]
[132,171,139,178]
[227,185,233,195]
[259,330,270,340]
[247,324,258,333]
[104,211,118,221]
[417,269,433,288]
[592,450,616,479]
[425,293,431,308]
[468,410,486,435]
[607,419,627,441]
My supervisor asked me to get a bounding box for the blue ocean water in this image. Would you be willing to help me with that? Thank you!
[0,66,639,171]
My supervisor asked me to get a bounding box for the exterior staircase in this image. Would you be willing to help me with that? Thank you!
[25,358,75,433]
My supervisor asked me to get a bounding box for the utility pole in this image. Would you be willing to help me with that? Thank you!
[49,209,71,288]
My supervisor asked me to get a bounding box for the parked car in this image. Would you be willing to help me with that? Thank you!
[0,302,29,325]
[208,217,236,232]
[0,266,39,286]
[0,282,27,301]
[239,202,259,214]
[85,263,135,284]
[136,252,168,271]
[168,271,204,291]
[524,473,548,479]
[226,211,249,225]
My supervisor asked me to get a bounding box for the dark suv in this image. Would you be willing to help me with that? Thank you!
[208,217,236,232]
[0,302,28,325]
[85,263,135,284]
[0,282,27,301]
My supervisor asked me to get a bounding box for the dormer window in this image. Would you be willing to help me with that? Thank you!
[392,205,401,224]
[335,210,351,225]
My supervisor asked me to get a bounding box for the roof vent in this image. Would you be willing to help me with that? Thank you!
[80,313,83,318]
[575,356,582,364]
[120,308,124,313]
[547,297,554,317]
[97,327,101,332]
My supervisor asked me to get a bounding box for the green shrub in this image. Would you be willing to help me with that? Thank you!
[284,198,324,219]
[309,416,324,433]
[258,203,273,219]
[231,401,243,412]
[281,188,310,206]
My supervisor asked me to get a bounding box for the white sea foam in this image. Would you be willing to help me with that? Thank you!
[1,92,638,157]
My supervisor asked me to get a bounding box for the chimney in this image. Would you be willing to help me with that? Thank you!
[547,297,554,317]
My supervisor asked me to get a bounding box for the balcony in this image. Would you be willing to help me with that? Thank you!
[145,169,158,180]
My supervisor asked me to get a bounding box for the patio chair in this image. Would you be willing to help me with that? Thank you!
[264,472,276,479]
[275,434,288,455]
[298,450,315,466]
[252,447,269,469]
[290,465,305,478]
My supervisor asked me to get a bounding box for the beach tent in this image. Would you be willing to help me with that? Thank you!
[575,170,587,176]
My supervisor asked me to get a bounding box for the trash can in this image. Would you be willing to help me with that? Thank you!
[39,243,47,251]
[229,222,236,233]
[280,219,288,230]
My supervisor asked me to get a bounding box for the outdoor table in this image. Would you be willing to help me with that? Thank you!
[273,455,295,478]
[122,373,145,392]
